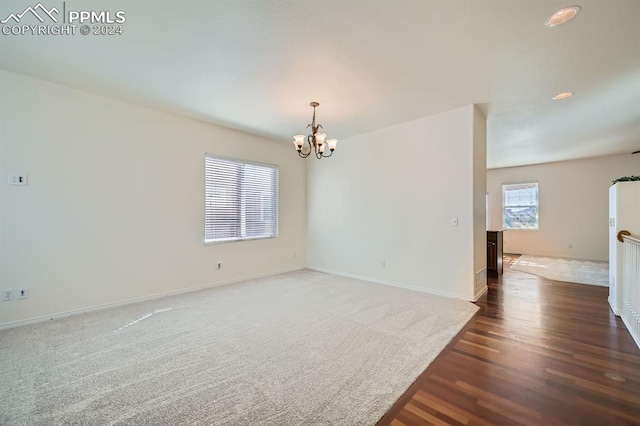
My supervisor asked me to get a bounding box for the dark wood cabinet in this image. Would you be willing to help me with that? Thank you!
[487,230,503,277]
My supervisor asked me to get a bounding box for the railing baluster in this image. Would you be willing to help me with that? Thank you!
[621,235,640,348]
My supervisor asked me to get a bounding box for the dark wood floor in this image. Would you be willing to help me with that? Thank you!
[378,254,640,426]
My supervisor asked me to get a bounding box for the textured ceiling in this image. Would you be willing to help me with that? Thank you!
[0,0,638,168]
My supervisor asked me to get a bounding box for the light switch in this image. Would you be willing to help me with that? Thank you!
[451,217,459,227]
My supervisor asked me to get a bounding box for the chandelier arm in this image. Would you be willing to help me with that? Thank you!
[307,134,317,153]
[296,135,313,158]
[321,149,334,158]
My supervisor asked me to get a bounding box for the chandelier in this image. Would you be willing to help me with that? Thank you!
[293,102,337,159]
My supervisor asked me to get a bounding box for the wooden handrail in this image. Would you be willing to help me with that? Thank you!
[619,230,640,244]
[618,230,631,242]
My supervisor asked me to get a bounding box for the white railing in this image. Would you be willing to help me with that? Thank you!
[622,234,640,348]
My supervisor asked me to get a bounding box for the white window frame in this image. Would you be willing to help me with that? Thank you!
[204,155,279,244]
[502,182,539,230]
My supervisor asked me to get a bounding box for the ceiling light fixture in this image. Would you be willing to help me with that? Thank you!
[552,91,574,100]
[293,102,337,159]
[545,5,581,27]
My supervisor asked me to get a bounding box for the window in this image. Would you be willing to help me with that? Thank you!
[502,182,538,230]
[205,155,278,243]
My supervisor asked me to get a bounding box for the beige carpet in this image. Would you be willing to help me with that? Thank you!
[510,254,609,286]
[0,270,478,425]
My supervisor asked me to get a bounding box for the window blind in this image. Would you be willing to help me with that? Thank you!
[205,155,278,243]
[502,182,539,230]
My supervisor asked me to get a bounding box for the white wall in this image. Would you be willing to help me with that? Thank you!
[0,70,307,327]
[487,154,640,261]
[307,105,486,301]
[473,107,488,296]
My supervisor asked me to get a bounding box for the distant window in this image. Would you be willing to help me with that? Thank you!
[205,155,278,243]
[502,182,539,230]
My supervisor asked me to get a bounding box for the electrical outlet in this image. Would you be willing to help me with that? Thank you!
[451,217,459,227]
[8,174,27,186]
[216,262,221,270]
[2,289,14,301]
[17,288,28,299]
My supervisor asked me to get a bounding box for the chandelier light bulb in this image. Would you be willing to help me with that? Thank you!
[327,139,337,151]
[315,133,327,145]
[293,134,305,150]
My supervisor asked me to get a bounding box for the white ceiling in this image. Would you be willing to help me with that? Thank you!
[1,0,638,168]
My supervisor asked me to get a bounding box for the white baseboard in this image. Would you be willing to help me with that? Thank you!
[608,297,620,316]
[308,267,474,302]
[620,313,640,350]
[473,285,488,302]
[0,266,304,331]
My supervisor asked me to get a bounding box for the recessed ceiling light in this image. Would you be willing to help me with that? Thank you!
[552,91,574,100]
[545,5,581,27]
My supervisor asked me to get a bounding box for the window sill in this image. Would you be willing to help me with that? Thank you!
[204,235,278,245]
